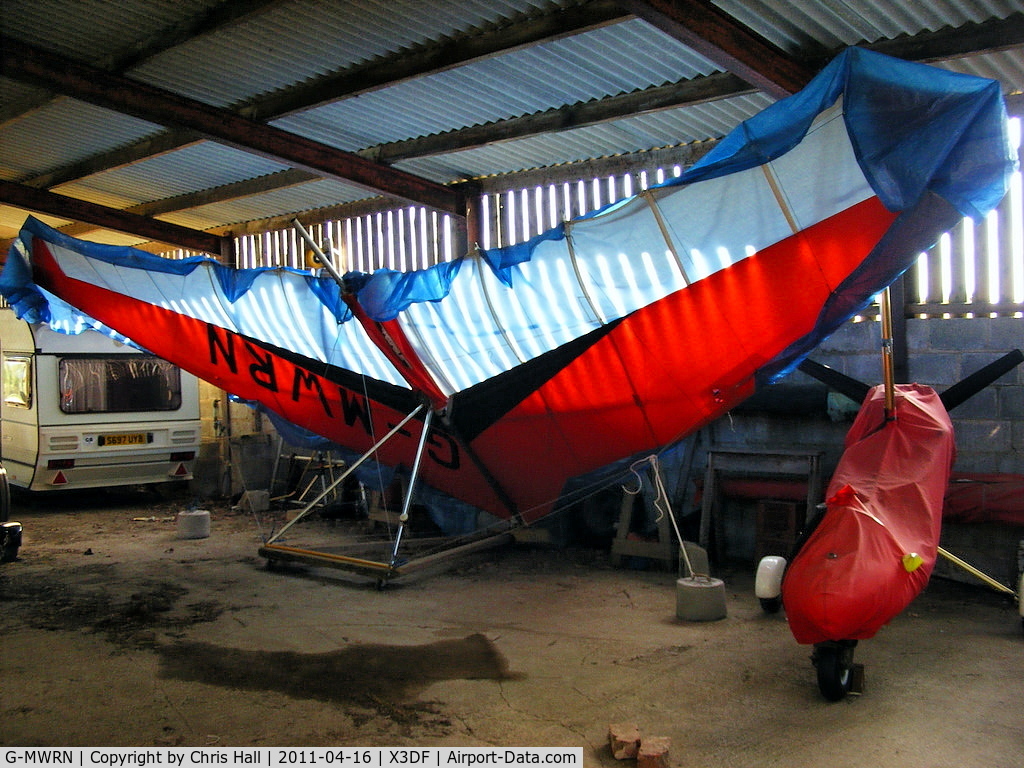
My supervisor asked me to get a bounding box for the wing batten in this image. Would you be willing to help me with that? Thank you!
[639,189,691,285]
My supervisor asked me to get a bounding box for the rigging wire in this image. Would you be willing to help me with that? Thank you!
[623,454,695,578]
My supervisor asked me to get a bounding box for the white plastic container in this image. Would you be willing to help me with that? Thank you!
[755,555,788,599]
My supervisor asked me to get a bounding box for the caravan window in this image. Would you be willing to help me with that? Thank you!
[59,356,183,413]
[3,355,32,408]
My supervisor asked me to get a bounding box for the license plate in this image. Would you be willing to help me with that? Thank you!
[99,432,149,447]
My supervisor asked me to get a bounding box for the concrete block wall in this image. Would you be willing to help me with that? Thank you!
[818,316,1023,475]
[709,316,1023,477]
[913,317,1023,475]
[704,315,1022,565]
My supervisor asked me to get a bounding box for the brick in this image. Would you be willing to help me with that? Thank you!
[608,723,641,760]
[953,419,1012,452]
[637,736,672,768]
[908,354,960,388]
[948,388,997,419]
[906,319,929,351]
[844,354,886,387]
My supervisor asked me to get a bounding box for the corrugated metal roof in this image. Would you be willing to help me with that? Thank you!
[128,0,573,107]
[715,0,1020,51]
[0,99,164,178]
[936,48,1024,88]
[158,178,372,230]
[53,143,292,204]
[394,93,774,182]
[271,19,720,147]
[0,0,218,60]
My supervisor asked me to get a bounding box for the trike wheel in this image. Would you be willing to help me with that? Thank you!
[813,640,857,701]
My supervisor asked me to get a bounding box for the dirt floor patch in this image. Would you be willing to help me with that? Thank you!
[4,571,211,645]
[1,487,1022,765]
[157,633,511,707]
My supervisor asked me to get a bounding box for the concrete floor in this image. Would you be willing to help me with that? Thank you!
[1,489,1022,767]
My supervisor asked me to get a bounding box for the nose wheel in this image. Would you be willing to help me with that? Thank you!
[812,640,859,701]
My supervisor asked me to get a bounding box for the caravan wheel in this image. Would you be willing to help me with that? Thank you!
[0,465,9,523]
[759,596,782,613]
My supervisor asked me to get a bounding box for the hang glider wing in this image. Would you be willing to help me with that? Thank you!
[1,48,1015,524]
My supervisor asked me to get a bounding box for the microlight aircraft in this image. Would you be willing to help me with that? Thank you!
[759,341,1024,700]
[1,49,1016,583]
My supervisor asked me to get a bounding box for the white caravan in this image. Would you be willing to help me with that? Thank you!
[0,309,201,491]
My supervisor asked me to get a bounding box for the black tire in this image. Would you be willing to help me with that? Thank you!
[759,596,782,614]
[0,465,9,523]
[0,522,22,564]
[814,641,856,701]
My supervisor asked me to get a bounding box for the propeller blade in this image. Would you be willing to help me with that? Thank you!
[940,349,1024,411]
[797,359,871,405]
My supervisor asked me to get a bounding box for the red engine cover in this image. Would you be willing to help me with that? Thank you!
[782,384,955,644]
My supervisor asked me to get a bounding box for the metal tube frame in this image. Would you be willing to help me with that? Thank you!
[265,404,425,545]
[880,287,896,420]
[288,219,475,576]
[389,408,435,568]
[267,220,449,577]
[937,545,1018,598]
[292,218,348,288]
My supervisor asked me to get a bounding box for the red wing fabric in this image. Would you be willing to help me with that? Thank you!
[782,384,955,644]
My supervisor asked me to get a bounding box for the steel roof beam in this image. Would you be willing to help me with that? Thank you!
[0,0,287,129]
[13,0,632,192]
[868,11,1024,62]
[620,0,819,97]
[246,0,631,120]
[0,179,230,256]
[364,71,754,163]
[0,36,464,216]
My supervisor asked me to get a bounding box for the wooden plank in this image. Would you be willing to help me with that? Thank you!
[259,543,393,573]
[259,531,515,579]
[398,532,515,574]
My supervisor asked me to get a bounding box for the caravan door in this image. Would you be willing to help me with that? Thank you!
[0,313,39,489]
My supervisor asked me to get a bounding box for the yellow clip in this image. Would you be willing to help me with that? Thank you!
[902,553,924,572]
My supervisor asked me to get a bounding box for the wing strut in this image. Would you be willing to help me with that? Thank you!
[258,402,515,581]
[294,218,524,525]
[292,217,349,287]
[263,403,426,547]
[388,408,435,569]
